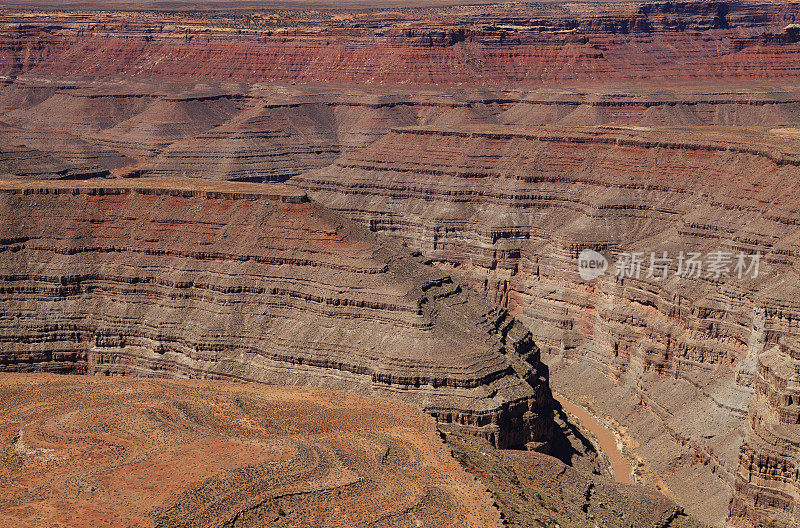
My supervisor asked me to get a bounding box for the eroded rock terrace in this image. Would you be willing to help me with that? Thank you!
[0,177,555,450]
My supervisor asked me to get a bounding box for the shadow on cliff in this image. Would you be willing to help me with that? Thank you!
[548,399,603,472]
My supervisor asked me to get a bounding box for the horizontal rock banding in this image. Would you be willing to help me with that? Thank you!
[294,124,800,362]
[11,77,800,190]
[0,177,555,449]
[730,338,800,527]
[5,2,800,86]
[291,123,800,524]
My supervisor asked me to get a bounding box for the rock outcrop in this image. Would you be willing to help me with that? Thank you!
[0,373,503,528]
[3,3,800,525]
[730,337,800,527]
[139,103,342,182]
[444,429,706,528]
[4,3,800,86]
[0,177,555,450]
[9,76,800,185]
[291,124,800,524]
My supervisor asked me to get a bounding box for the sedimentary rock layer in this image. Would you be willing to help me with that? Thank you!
[730,337,800,527]
[444,429,706,528]
[3,3,800,524]
[4,2,800,86]
[0,177,554,450]
[291,124,800,525]
[139,104,342,182]
[0,373,503,528]
[10,77,800,184]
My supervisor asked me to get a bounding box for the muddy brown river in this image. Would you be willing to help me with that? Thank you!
[554,393,633,485]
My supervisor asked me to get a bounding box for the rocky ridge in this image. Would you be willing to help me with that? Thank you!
[0,177,555,450]
[730,336,800,527]
[291,123,800,525]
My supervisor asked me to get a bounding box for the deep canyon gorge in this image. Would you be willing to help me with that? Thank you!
[1,1,799,527]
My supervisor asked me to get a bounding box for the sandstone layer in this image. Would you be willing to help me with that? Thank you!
[291,123,800,525]
[0,372,503,528]
[0,177,554,450]
[2,3,800,526]
[730,336,800,527]
[4,3,800,86]
[10,77,800,185]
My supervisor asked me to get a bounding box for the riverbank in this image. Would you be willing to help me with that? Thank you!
[553,392,633,485]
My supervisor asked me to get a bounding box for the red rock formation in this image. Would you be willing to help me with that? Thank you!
[139,103,343,181]
[2,3,800,524]
[3,3,800,86]
[0,177,555,450]
[0,373,503,528]
[0,119,131,179]
[292,124,800,524]
[10,77,800,185]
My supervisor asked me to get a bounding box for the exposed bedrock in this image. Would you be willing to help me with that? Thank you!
[5,2,800,86]
[291,124,800,525]
[0,177,556,451]
[0,374,505,528]
[730,337,800,527]
[11,78,800,184]
[0,80,506,181]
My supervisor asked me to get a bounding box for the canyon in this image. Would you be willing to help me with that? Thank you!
[293,122,800,524]
[0,1,799,527]
[0,373,706,528]
[0,177,556,451]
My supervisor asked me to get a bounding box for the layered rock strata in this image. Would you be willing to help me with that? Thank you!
[139,104,342,182]
[0,177,555,450]
[730,337,800,527]
[4,2,800,86]
[444,429,706,528]
[11,77,800,183]
[292,124,800,524]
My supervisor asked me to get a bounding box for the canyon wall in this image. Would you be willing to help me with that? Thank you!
[9,78,800,184]
[291,124,800,524]
[4,2,800,86]
[2,2,800,525]
[0,178,555,450]
[730,337,800,527]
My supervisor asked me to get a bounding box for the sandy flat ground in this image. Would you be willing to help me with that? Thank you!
[0,373,501,528]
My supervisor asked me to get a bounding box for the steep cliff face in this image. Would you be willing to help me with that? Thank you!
[0,177,555,450]
[3,2,800,86]
[3,3,800,524]
[291,124,800,524]
[730,337,800,527]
